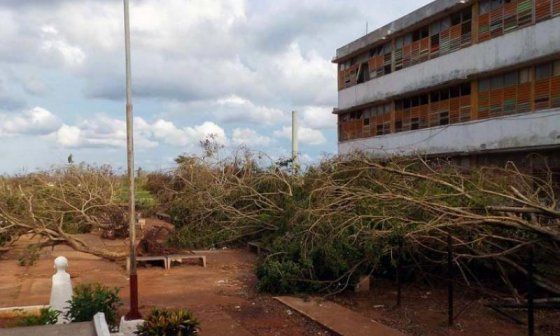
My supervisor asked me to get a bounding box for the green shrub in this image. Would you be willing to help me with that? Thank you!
[18,245,40,266]
[65,283,122,329]
[13,308,59,327]
[135,308,199,336]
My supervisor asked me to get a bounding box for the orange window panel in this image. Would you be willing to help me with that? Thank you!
[419,37,430,61]
[418,105,429,129]
[554,0,560,15]
[440,28,451,55]
[449,97,461,123]
[367,57,376,71]
[402,108,412,131]
[517,83,532,113]
[518,0,534,27]
[449,25,462,52]
[551,76,560,107]
[459,96,471,122]
[338,71,345,90]
[535,0,552,22]
[503,1,518,32]
[356,119,366,138]
[478,13,491,42]
[341,122,351,141]
[402,44,412,69]
[394,109,404,132]
[503,86,517,114]
[534,79,551,110]
[410,41,420,65]
[478,91,490,120]
[490,7,504,38]
[489,89,504,118]
[429,101,441,127]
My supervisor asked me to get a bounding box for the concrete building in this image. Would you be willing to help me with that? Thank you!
[333,0,560,170]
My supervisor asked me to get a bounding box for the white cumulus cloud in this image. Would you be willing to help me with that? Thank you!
[54,115,227,150]
[232,128,272,146]
[274,125,326,146]
[0,107,61,137]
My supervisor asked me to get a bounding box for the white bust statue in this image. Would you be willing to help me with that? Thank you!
[49,256,73,324]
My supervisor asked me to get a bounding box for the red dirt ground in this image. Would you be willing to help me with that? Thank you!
[1,224,559,335]
[0,235,332,336]
[332,278,560,336]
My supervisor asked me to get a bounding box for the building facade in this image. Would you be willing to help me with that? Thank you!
[334,0,560,169]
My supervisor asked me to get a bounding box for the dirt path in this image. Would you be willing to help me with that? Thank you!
[0,239,332,336]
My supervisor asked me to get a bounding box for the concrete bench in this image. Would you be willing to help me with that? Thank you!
[127,256,168,272]
[166,254,206,268]
[155,212,172,222]
[247,241,270,255]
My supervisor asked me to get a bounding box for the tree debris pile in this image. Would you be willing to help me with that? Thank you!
[146,153,560,297]
[0,164,128,260]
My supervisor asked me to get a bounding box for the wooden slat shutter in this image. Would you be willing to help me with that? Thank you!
[479,88,490,119]
[419,37,430,63]
[490,6,504,38]
[535,0,552,22]
[429,101,442,127]
[517,82,532,113]
[449,24,462,52]
[459,96,471,122]
[489,88,504,117]
[551,75,560,108]
[553,0,560,15]
[478,13,491,42]
[517,0,533,27]
[534,78,551,110]
[440,28,451,55]
[419,104,429,129]
[449,97,460,123]
[503,86,517,114]
[503,0,518,32]
[402,44,412,69]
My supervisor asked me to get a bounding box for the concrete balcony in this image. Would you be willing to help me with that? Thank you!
[338,108,560,157]
[338,16,560,111]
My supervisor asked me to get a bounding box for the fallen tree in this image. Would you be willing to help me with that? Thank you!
[0,164,128,260]
[146,152,560,297]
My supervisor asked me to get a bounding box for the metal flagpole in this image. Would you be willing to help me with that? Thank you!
[123,0,141,320]
[292,111,299,174]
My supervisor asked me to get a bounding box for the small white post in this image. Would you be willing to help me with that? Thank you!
[291,111,299,174]
[49,256,73,324]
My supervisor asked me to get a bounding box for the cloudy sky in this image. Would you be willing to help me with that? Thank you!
[0,0,431,173]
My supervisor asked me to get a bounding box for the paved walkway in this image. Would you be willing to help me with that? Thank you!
[0,322,95,336]
[275,296,406,336]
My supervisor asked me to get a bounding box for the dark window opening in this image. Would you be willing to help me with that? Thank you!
[450,86,461,98]
[357,62,370,84]
[536,63,553,80]
[439,112,450,125]
[411,118,420,130]
[460,83,471,96]
[395,120,403,132]
[430,91,440,102]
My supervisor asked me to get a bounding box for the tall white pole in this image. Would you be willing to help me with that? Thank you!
[292,111,299,174]
[123,0,141,320]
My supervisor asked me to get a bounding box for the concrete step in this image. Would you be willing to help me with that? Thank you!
[275,296,405,336]
[0,322,95,336]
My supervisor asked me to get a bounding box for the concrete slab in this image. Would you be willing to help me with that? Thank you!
[0,322,95,336]
[275,296,405,336]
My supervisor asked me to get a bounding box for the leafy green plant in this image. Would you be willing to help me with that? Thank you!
[13,308,59,327]
[135,308,199,336]
[18,245,40,266]
[65,283,122,329]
